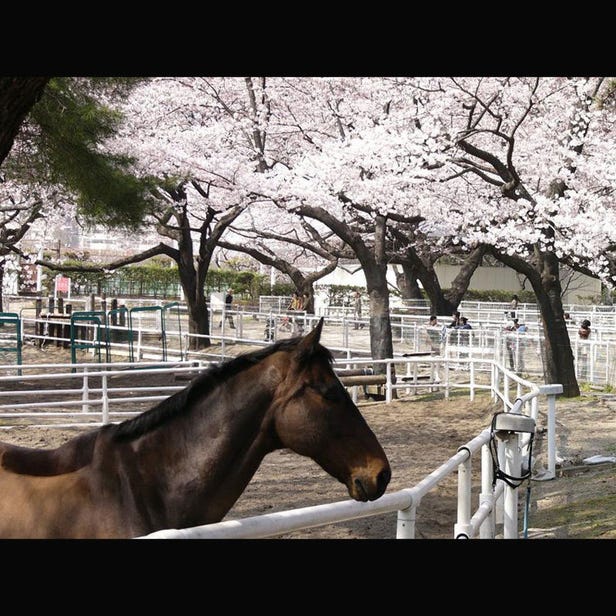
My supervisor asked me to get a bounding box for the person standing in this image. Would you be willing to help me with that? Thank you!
[454,316,472,360]
[578,319,591,380]
[427,315,442,354]
[353,290,364,330]
[292,292,305,335]
[456,316,472,330]
[509,294,519,319]
[219,288,235,329]
[512,318,527,372]
[448,311,461,328]
[281,292,300,332]
[578,319,591,339]
[504,319,517,370]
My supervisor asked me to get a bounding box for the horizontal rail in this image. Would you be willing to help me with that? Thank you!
[338,375,387,386]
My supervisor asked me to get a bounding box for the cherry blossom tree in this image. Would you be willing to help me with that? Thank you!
[415,76,616,396]
[86,77,290,346]
[253,76,615,394]
[0,182,46,310]
[256,78,432,365]
[217,209,343,313]
[387,224,488,315]
[53,75,615,394]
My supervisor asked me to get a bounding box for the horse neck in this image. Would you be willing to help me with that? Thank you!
[135,366,281,528]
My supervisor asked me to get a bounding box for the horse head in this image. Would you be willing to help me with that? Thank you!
[272,318,391,501]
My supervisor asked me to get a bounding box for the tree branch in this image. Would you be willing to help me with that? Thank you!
[35,242,179,273]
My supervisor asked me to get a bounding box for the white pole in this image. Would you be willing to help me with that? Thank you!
[495,440,505,525]
[454,453,472,538]
[396,502,417,539]
[81,367,89,413]
[479,443,495,538]
[503,433,520,538]
[102,373,109,425]
[538,384,563,480]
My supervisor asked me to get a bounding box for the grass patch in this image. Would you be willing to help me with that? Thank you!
[529,464,616,539]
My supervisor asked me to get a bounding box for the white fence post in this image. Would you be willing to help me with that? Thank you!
[454,450,472,539]
[479,443,495,538]
[81,366,89,413]
[538,384,564,479]
[492,411,536,539]
[102,373,109,425]
[502,432,521,538]
[396,501,417,538]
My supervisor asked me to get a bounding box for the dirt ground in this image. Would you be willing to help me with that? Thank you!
[1,344,616,539]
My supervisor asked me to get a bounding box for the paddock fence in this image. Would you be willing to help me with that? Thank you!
[0,299,573,539]
[0,349,562,538]
[2,297,612,390]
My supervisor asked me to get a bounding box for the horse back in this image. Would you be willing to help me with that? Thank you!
[0,429,101,476]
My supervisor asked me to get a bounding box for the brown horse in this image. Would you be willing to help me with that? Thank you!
[0,318,390,538]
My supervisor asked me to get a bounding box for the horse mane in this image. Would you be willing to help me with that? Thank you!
[112,337,333,442]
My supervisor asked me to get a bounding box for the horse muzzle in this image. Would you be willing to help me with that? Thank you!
[348,465,391,501]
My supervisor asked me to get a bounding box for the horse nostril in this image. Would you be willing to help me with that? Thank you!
[377,468,391,491]
[354,477,368,501]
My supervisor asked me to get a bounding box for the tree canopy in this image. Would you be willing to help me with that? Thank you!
[4,76,615,394]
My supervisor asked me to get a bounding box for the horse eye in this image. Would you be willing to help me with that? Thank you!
[315,384,346,403]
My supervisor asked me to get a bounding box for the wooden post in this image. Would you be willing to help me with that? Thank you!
[63,303,72,348]
[36,298,43,345]
[110,299,118,326]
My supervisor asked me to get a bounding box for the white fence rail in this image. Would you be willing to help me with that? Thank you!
[0,356,560,477]
[3,299,614,386]
[0,360,205,427]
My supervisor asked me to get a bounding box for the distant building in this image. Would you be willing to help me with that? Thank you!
[314,261,601,306]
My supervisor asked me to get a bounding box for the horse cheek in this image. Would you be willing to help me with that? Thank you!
[274,401,323,457]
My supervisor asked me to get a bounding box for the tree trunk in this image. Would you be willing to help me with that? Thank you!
[298,284,315,314]
[413,261,458,316]
[447,246,487,307]
[394,264,423,299]
[178,260,211,350]
[0,262,4,313]
[493,248,579,397]
[364,263,395,375]
[187,299,211,350]
[0,77,49,167]
[532,254,579,397]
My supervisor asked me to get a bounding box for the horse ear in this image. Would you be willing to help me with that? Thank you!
[295,317,323,357]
